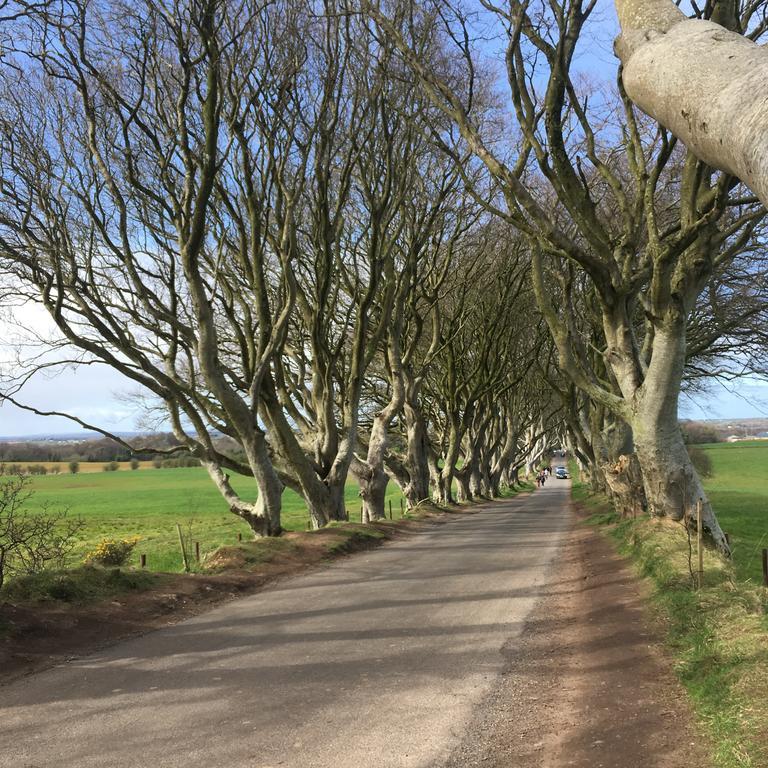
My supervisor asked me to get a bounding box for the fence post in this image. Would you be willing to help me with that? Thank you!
[762,549,768,588]
[389,500,393,520]
[195,541,200,563]
[696,499,704,589]
[176,523,190,573]
[140,553,146,569]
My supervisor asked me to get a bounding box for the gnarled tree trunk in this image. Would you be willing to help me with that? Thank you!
[623,324,727,546]
[614,0,768,207]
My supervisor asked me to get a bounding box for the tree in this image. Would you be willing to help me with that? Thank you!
[614,0,768,207]
[365,0,765,550]
[0,0,320,536]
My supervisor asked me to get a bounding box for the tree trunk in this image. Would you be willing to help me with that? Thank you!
[614,0,768,207]
[455,469,472,502]
[601,453,645,518]
[435,471,453,505]
[489,471,502,497]
[402,400,432,508]
[469,466,482,498]
[358,465,389,524]
[628,325,728,549]
[202,454,283,537]
[304,481,348,529]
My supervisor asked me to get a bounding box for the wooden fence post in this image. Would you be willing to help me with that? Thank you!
[195,541,200,563]
[762,548,768,588]
[140,553,146,569]
[696,499,704,589]
[389,500,392,520]
[176,523,190,573]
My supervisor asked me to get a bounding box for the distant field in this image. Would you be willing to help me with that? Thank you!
[22,468,408,572]
[701,440,768,583]
[6,460,156,473]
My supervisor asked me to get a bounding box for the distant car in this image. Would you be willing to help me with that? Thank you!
[555,467,569,479]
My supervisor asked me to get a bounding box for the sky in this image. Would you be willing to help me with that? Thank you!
[0,0,766,438]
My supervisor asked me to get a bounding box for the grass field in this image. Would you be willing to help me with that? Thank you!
[21,468,409,572]
[701,441,768,583]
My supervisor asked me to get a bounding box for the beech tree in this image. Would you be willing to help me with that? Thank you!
[422,231,543,503]
[614,0,768,207]
[365,0,765,550]
[0,0,321,535]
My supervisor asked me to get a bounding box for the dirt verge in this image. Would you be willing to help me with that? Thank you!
[443,503,712,768]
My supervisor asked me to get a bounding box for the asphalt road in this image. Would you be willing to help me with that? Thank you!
[1,480,571,768]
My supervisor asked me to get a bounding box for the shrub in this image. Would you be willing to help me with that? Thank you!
[49,464,61,475]
[83,537,140,567]
[27,464,48,476]
[681,421,721,445]
[130,458,140,470]
[102,461,119,472]
[152,457,163,469]
[687,445,713,479]
[0,475,84,590]
[68,461,80,474]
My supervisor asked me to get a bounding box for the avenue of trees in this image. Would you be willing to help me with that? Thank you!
[0,0,766,550]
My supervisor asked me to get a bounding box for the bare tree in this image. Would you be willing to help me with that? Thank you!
[0,0,314,535]
[365,0,766,550]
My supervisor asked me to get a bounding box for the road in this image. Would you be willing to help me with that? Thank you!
[1,480,570,768]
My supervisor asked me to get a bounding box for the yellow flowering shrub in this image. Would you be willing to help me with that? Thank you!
[84,537,140,567]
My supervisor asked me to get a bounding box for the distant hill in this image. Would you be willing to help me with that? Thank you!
[682,417,768,443]
[0,432,141,444]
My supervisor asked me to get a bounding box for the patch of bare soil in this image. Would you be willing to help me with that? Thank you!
[444,507,711,768]
[0,501,496,686]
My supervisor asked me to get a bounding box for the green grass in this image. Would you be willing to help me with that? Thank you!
[700,441,768,584]
[1,565,160,604]
[17,468,407,573]
[574,461,768,768]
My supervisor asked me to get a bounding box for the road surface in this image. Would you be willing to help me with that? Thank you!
[1,481,570,768]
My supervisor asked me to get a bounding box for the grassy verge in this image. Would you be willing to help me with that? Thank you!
[1,485,530,607]
[572,478,768,768]
[1,566,162,604]
[0,521,393,611]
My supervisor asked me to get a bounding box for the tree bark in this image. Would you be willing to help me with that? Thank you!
[626,324,728,547]
[455,469,472,503]
[402,401,432,508]
[614,0,768,207]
